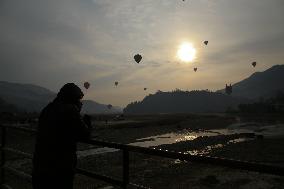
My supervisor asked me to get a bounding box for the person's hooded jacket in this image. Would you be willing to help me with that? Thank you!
[32,83,91,188]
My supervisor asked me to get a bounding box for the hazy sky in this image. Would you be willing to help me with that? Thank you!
[1,0,284,107]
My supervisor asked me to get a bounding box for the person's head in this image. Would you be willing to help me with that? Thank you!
[56,83,84,106]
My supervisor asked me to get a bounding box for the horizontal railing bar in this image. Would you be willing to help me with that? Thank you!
[76,168,123,187]
[3,147,33,159]
[3,166,32,182]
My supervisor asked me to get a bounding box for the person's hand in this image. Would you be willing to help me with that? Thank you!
[83,114,92,128]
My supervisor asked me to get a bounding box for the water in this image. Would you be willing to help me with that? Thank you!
[77,123,284,158]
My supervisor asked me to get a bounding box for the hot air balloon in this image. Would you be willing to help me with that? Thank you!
[84,82,90,89]
[144,88,147,91]
[115,81,118,86]
[225,84,232,95]
[204,41,208,45]
[134,54,142,63]
[194,68,197,72]
[252,62,257,67]
[107,104,113,109]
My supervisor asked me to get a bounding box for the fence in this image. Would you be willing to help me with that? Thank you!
[1,124,284,189]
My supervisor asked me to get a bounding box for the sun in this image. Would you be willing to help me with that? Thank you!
[177,42,196,62]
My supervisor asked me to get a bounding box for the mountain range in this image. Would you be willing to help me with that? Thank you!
[124,90,248,114]
[124,65,284,114]
[1,65,283,114]
[0,81,122,113]
[0,97,20,113]
[217,65,284,99]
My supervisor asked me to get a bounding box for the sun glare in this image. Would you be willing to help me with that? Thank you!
[177,42,196,62]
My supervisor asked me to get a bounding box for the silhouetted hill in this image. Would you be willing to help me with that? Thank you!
[217,65,284,99]
[0,97,21,113]
[238,91,284,113]
[82,100,122,114]
[0,81,55,112]
[124,90,248,114]
[0,81,122,113]
[125,65,284,114]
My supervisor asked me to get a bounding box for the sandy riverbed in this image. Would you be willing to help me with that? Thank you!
[2,113,284,188]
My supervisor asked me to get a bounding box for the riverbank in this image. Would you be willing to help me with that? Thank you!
[2,113,284,188]
[75,113,284,188]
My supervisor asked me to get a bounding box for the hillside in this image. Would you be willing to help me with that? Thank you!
[124,65,284,114]
[218,65,284,99]
[124,90,248,114]
[82,100,122,114]
[0,81,55,112]
[0,97,21,113]
[0,81,122,113]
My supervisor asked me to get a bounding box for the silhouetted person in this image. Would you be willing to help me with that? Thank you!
[32,83,92,189]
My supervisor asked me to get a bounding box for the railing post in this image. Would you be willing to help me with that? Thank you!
[122,149,129,189]
[0,126,6,186]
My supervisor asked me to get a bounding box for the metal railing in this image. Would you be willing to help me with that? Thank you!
[1,124,284,189]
